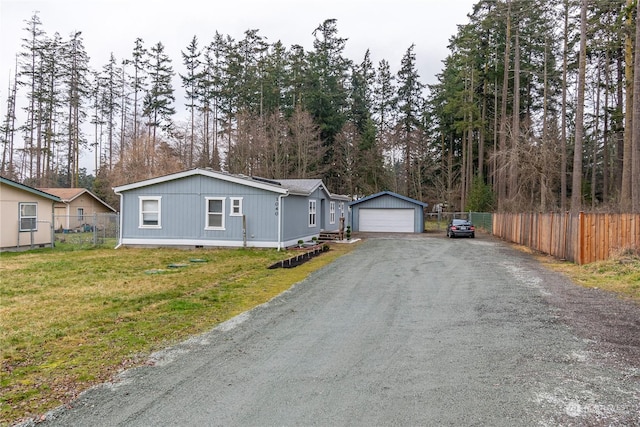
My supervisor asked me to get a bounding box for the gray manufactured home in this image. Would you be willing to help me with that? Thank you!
[113,169,350,249]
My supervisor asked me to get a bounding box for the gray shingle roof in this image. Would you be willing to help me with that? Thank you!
[273,179,323,195]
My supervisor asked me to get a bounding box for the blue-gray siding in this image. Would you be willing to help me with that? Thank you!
[281,188,345,243]
[119,174,348,248]
[351,194,424,232]
[120,175,281,246]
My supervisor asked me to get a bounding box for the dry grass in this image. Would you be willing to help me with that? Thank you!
[0,243,359,426]
[424,219,447,233]
[529,248,640,301]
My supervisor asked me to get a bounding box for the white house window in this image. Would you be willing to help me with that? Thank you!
[77,207,84,221]
[206,197,225,230]
[19,202,37,231]
[139,197,161,228]
[330,201,336,224]
[230,197,243,216]
[308,199,317,227]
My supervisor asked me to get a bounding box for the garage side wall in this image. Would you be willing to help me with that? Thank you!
[351,194,424,233]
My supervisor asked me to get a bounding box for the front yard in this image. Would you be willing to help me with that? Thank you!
[0,244,356,426]
[1,236,637,426]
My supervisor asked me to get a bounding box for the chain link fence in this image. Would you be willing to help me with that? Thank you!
[425,211,492,234]
[469,212,493,233]
[54,213,119,249]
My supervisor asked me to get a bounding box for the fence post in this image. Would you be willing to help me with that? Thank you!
[93,213,98,246]
[563,211,568,261]
[549,212,553,256]
[578,211,585,265]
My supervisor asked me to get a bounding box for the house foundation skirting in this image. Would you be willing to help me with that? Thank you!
[120,238,280,249]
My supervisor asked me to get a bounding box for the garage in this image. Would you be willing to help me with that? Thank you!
[349,191,427,233]
[359,208,415,232]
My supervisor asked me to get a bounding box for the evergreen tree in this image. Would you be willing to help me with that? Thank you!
[395,44,425,198]
[1,62,19,178]
[143,41,176,166]
[39,32,65,185]
[97,53,122,171]
[349,51,386,195]
[180,35,202,167]
[61,31,91,187]
[130,38,147,141]
[18,12,46,181]
[306,19,351,189]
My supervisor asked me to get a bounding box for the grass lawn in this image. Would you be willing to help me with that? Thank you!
[0,243,358,426]
[540,251,640,300]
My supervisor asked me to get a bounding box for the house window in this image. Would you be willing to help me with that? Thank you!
[206,197,225,230]
[230,197,243,216]
[77,207,84,221]
[139,197,161,228]
[19,202,37,231]
[308,199,316,227]
[330,201,336,224]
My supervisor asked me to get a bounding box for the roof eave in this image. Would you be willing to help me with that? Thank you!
[1,177,62,202]
[113,168,288,195]
[349,191,427,207]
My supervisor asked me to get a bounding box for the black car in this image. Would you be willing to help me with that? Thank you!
[446,218,475,238]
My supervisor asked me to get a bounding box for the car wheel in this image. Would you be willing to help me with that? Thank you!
[471,233,475,238]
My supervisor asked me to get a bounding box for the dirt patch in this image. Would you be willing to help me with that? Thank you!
[540,268,640,370]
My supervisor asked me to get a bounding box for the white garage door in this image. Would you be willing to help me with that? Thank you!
[359,208,415,232]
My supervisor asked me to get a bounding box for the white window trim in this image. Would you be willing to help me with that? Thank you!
[139,196,162,229]
[205,197,226,230]
[229,197,243,216]
[329,201,336,224]
[308,199,317,227]
[77,207,84,221]
[19,202,38,231]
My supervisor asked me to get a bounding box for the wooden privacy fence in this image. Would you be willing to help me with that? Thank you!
[492,212,640,264]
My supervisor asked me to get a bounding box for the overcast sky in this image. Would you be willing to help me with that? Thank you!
[1,0,477,171]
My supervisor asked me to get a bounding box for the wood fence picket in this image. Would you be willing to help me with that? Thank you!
[491,212,640,264]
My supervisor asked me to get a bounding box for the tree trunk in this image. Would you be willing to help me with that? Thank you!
[592,62,601,209]
[497,0,511,211]
[508,26,520,203]
[632,0,640,213]
[561,0,569,211]
[621,0,634,210]
[571,0,587,213]
[603,51,610,204]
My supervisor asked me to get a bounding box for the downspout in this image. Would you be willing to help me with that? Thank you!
[114,190,124,249]
[278,192,288,251]
[50,202,55,248]
[65,199,70,229]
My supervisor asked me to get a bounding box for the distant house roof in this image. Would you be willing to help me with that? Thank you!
[38,187,116,212]
[349,191,428,208]
[1,176,61,202]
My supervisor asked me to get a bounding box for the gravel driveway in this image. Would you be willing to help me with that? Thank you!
[36,234,640,426]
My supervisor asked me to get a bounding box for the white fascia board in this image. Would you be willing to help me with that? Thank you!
[113,168,288,195]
